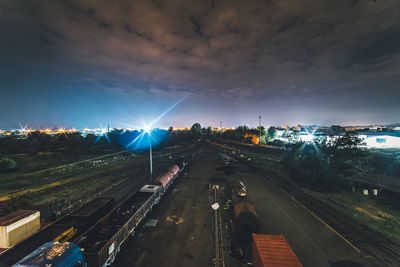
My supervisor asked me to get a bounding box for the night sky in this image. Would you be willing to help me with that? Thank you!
[1,0,399,129]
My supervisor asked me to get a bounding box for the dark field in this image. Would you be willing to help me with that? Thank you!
[0,143,192,223]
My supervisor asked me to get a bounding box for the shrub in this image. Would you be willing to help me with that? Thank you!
[4,194,30,212]
[0,157,18,173]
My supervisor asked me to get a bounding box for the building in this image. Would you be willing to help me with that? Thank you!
[359,131,400,148]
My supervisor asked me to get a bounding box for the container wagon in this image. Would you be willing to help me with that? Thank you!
[252,234,302,267]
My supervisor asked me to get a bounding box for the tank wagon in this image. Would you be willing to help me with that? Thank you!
[8,145,201,267]
[153,164,180,189]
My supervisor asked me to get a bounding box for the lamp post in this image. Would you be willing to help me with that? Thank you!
[219,120,222,143]
[259,116,261,146]
[149,134,152,180]
[143,127,153,181]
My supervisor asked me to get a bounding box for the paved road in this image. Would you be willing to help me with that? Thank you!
[231,163,370,266]
[115,144,372,266]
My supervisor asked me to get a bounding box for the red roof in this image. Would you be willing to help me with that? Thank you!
[252,234,302,267]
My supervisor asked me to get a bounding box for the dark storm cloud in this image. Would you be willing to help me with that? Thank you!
[1,0,400,127]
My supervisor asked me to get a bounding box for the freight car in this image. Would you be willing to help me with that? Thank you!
[9,146,200,267]
[231,181,258,244]
[252,234,303,267]
[10,168,179,267]
[231,180,247,197]
[153,164,180,189]
[75,184,163,266]
[1,197,114,267]
[6,144,200,267]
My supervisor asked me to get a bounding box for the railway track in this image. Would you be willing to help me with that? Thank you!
[2,145,194,203]
[0,146,196,266]
[1,146,193,216]
[0,167,150,266]
[234,154,400,266]
[212,185,225,267]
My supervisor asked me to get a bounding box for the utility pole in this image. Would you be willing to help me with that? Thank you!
[149,140,153,180]
[148,134,153,181]
[259,116,261,146]
[219,120,222,143]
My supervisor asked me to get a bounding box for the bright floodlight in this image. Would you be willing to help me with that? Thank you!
[143,124,151,134]
[303,133,314,142]
[301,128,316,142]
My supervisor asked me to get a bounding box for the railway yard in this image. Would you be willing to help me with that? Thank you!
[2,1,400,266]
[0,144,193,221]
[113,143,399,267]
[1,141,400,266]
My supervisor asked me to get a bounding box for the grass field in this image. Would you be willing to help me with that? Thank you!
[0,150,131,199]
[0,143,191,220]
[306,190,400,243]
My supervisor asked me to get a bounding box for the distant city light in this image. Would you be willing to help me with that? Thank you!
[300,128,316,143]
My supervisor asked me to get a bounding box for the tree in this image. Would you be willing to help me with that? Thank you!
[204,126,214,136]
[256,126,267,137]
[287,130,300,143]
[324,132,370,177]
[283,132,371,191]
[0,157,18,173]
[267,126,278,141]
[237,125,249,134]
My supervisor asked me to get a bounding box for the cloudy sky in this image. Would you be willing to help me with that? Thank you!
[1,0,399,129]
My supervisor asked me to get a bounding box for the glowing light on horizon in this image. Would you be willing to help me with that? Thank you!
[297,127,321,154]
[117,95,188,132]
[124,96,187,150]
[300,128,316,142]
[143,124,151,134]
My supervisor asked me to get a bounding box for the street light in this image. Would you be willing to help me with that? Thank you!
[219,120,222,143]
[143,125,153,180]
[259,116,261,146]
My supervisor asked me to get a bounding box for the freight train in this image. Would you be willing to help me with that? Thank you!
[231,180,247,197]
[230,180,259,243]
[230,180,302,266]
[4,148,199,267]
